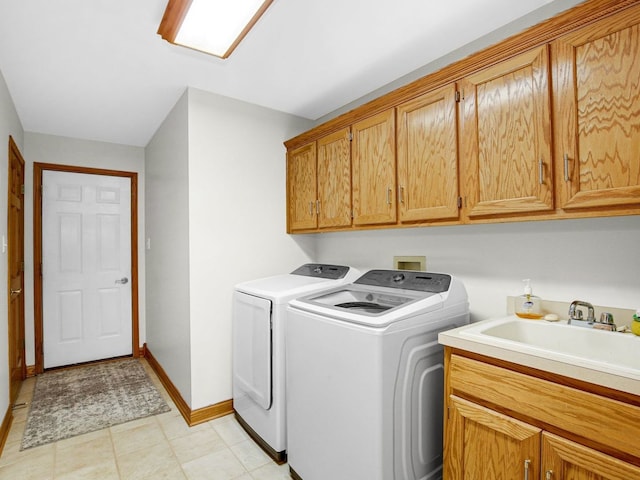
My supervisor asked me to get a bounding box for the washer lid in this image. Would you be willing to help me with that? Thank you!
[301,284,433,317]
[235,265,359,303]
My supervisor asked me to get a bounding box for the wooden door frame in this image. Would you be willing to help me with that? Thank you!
[8,136,25,402]
[33,163,139,374]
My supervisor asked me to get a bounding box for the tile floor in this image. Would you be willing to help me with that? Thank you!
[0,360,292,480]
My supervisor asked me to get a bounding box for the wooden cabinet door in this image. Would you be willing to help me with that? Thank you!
[352,109,397,226]
[542,432,640,480]
[397,84,460,223]
[553,5,640,210]
[317,128,352,229]
[287,142,317,231]
[445,395,541,480]
[460,45,554,217]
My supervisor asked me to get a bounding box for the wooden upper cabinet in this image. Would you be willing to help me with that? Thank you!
[553,4,640,210]
[352,109,396,226]
[287,142,317,232]
[445,395,541,480]
[397,84,460,223]
[317,128,352,229]
[460,45,554,218]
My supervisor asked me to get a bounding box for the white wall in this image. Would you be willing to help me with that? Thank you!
[23,132,146,366]
[313,216,640,323]
[186,87,314,409]
[0,68,24,419]
[145,91,193,406]
[315,0,585,125]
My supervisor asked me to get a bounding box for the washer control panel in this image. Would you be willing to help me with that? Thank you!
[354,270,451,293]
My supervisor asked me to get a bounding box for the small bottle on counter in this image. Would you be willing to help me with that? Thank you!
[632,309,640,336]
[515,279,543,319]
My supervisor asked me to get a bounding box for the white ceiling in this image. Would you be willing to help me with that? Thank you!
[0,0,582,147]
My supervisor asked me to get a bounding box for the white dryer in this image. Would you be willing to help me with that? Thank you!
[285,270,469,480]
[232,264,360,462]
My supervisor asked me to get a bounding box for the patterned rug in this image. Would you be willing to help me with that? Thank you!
[21,359,170,450]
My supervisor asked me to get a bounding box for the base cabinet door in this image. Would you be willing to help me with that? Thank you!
[553,4,640,211]
[542,432,640,480]
[445,396,541,480]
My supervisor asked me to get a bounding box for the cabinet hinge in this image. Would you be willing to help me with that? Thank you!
[455,91,461,103]
[348,132,353,142]
[20,184,25,195]
[457,197,463,209]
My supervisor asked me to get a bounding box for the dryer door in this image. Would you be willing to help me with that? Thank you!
[232,291,272,410]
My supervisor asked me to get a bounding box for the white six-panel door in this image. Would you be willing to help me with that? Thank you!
[42,171,132,369]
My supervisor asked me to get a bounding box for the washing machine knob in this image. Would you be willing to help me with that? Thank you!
[392,273,405,283]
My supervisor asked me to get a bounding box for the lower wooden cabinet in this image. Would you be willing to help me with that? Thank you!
[446,395,540,480]
[543,432,640,480]
[444,350,640,479]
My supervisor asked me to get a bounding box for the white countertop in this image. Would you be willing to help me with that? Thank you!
[439,315,640,396]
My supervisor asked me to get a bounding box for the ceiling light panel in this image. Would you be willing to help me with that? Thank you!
[158,0,273,59]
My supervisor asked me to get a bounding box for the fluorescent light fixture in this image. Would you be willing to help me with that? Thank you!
[158,0,273,59]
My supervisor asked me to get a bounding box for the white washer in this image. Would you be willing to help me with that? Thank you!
[285,270,469,480]
[232,263,360,462]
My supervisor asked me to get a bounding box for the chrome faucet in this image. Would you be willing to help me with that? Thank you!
[568,300,617,331]
[568,300,595,324]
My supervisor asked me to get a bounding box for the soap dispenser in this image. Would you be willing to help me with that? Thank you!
[515,279,543,319]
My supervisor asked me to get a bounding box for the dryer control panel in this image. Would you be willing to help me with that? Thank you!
[291,264,351,280]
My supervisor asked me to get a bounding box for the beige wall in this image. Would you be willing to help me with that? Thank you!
[144,88,313,409]
[315,216,640,323]
[185,87,314,409]
[144,91,193,406]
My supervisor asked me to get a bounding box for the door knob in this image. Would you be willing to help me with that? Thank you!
[115,277,129,285]
[10,288,22,295]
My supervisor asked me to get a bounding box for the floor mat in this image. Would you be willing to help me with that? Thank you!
[21,358,170,450]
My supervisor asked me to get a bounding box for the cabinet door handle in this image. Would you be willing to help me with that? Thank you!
[309,201,314,216]
[386,187,392,205]
[545,471,553,480]
[524,459,531,480]
[399,186,405,204]
[316,200,320,215]
[563,153,570,182]
[538,159,544,185]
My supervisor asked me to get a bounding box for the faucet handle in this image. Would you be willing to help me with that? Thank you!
[573,309,583,320]
[600,312,614,325]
